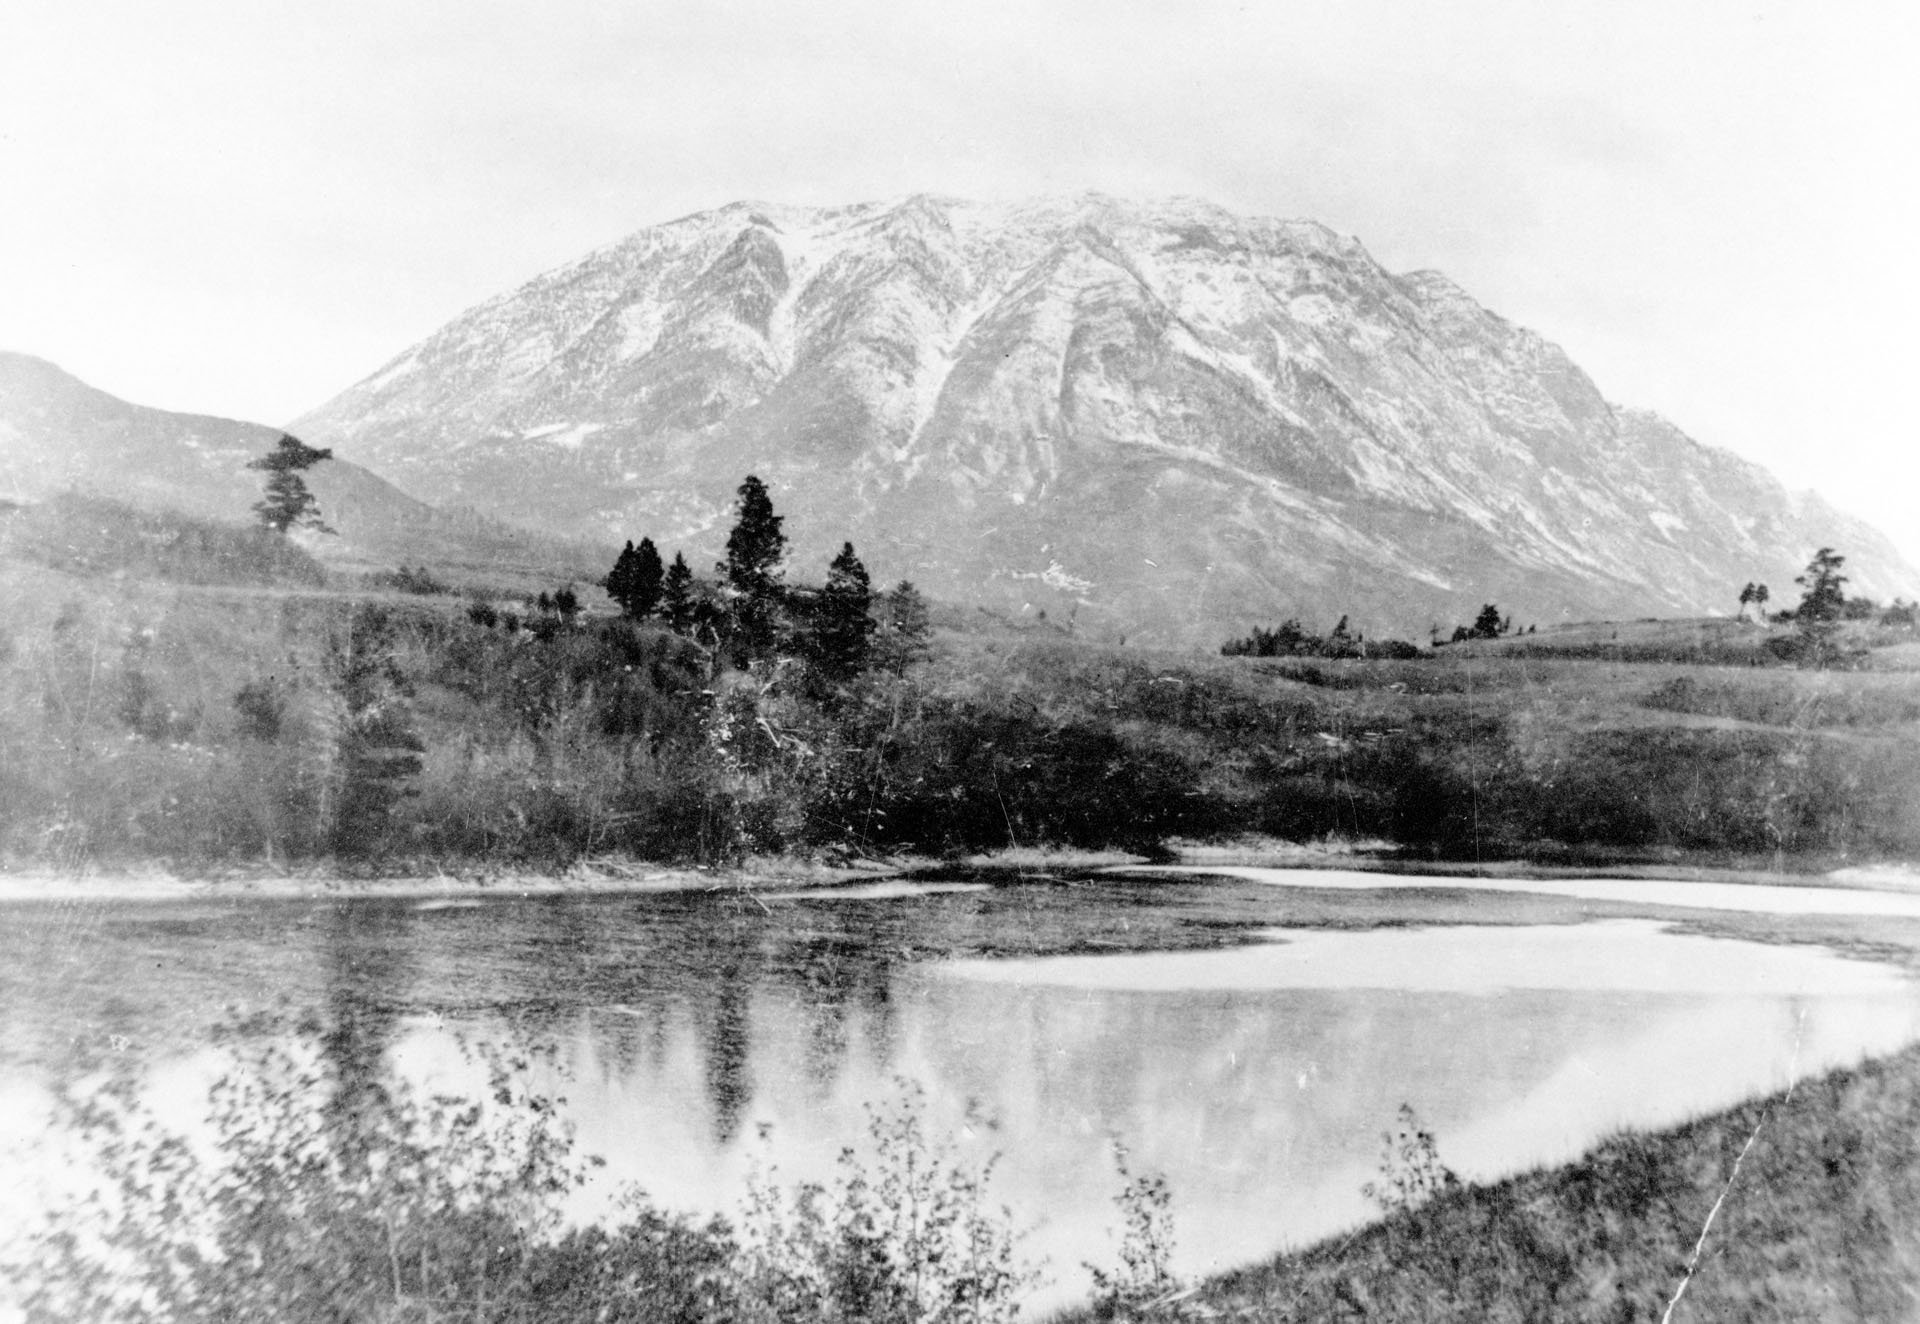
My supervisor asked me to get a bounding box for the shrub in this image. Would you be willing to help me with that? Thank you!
[1362,1105,1461,1214]
[740,1085,1035,1323]
[7,1031,1037,1324]
[1086,1141,1189,1321]
[367,564,452,596]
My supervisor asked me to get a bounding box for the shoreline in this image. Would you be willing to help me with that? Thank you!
[2,839,1914,905]
[1060,1039,1920,1323]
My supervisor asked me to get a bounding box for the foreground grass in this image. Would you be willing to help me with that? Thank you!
[1071,1042,1920,1323]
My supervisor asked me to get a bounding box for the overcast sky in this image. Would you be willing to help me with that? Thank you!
[4,0,1916,562]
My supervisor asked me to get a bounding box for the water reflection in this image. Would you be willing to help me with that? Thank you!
[6,883,1919,1310]
[318,901,415,1139]
[389,919,1919,1305]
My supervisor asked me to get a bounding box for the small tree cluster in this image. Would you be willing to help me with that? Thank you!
[604,537,665,619]
[1222,615,1423,660]
[1438,604,1514,644]
[603,477,927,690]
[1737,581,1770,620]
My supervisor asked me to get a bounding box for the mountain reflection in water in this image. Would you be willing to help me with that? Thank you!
[4,878,1918,1306]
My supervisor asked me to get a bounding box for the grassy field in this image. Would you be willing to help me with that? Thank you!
[2,497,1917,873]
[1049,1040,1920,1323]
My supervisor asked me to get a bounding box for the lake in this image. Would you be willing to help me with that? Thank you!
[4,867,1919,1308]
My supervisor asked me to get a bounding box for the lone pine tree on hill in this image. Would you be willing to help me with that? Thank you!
[1794,548,1848,623]
[1790,547,1852,667]
[249,433,335,535]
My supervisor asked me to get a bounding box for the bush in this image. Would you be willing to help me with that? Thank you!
[741,1085,1035,1323]
[367,564,452,595]
[8,1026,1037,1324]
[1086,1142,1188,1321]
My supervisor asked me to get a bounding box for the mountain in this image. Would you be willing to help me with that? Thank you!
[0,351,595,586]
[291,194,1917,644]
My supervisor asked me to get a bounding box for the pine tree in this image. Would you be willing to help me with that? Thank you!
[718,475,788,662]
[661,552,696,633]
[812,542,875,682]
[873,580,933,673]
[604,537,667,619]
[249,433,335,535]
[604,541,639,613]
[1795,549,1848,623]
[1792,549,1850,666]
[1471,604,1503,639]
[631,538,665,619]
[721,476,785,590]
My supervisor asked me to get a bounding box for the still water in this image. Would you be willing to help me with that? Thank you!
[4,870,1918,1305]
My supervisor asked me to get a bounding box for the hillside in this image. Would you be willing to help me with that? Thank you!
[292,194,1917,645]
[0,351,599,588]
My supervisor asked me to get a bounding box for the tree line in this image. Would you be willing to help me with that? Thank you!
[591,475,932,686]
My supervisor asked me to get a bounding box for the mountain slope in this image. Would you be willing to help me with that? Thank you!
[0,352,594,585]
[291,194,1917,643]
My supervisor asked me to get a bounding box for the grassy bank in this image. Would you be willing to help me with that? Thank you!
[1064,1041,1920,1322]
[3,501,1918,874]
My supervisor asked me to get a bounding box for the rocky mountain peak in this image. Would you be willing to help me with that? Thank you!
[288,195,1917,644]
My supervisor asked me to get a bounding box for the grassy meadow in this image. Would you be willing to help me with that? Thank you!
[2,494,1918,874]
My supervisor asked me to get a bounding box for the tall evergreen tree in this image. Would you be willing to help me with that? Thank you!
[718,475,788,662]
[812,542,875,682]
[630,537,665,619]
[661,552,696,633]
[249,433,335,535]
[873,580,933,673]
[721,476,786,595]
[604,541,639,613]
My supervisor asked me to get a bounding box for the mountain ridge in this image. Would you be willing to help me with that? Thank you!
[281,192,1915,640]
[0,350,597,587]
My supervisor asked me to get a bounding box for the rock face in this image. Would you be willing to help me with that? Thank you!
[0,351,590,583]
[291,194,1916,644]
